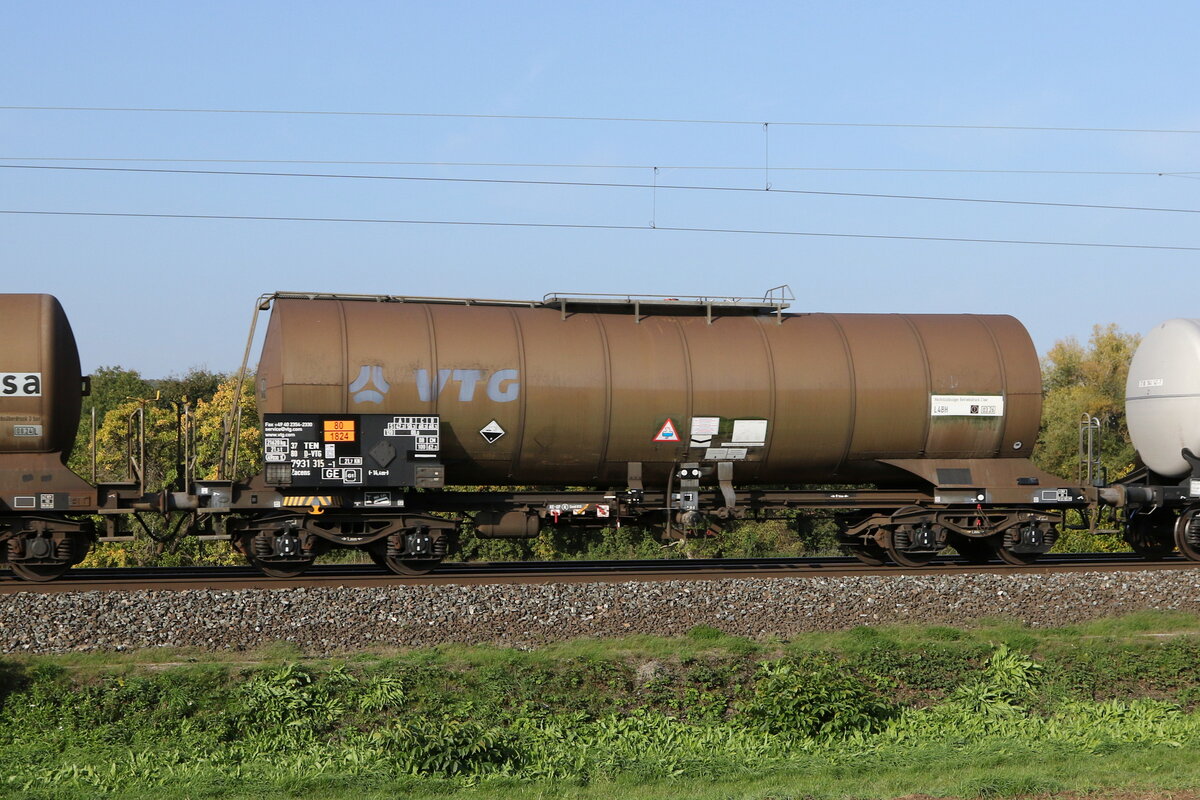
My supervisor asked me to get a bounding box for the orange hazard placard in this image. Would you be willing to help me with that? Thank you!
[653,418,680,442]
[323,420,356,442]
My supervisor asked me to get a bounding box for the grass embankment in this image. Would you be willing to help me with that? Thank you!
[4,612,1200,799]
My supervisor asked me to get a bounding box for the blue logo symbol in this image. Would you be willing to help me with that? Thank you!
[350,365,390,404]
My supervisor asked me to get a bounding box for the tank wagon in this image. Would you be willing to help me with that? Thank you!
[181,290,1088,577]
[0,295,150,580]
[1106,318,1200,560]
[15,289,1200,583]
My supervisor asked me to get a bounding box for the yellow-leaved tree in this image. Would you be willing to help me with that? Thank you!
[76,371,262,567]
[1034,324,1140,554]
[1034,323,1140,482]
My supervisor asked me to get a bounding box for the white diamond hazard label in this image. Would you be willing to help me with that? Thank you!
[479,420,506,444]
[653,418,680,442]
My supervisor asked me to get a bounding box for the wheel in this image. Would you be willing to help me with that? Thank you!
[991,538,1040,566]
[367,549,440,574]
[249,558,314,578]
[845,544,888,566]
[9,562,70,582]
[882,529,937,567]
[1125,510,1176,560]
[953,537,994,564]
[1175,508,1200,562]
[379,556,442,576]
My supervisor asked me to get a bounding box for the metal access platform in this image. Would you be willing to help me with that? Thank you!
[266,285,795,322]
[541,285,794,321]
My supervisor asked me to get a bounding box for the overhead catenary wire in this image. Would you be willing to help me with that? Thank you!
[0,157,1194,176]
[1,208,1196,251]
[3,162,1198,216]
[3,105,1200,135]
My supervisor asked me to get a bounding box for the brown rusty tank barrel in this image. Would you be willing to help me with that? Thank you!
[256,296,1042,487]
[0,294,83,459]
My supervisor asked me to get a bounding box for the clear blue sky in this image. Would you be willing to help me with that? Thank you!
[2,1,1197,376]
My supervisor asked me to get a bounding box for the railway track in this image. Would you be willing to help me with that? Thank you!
[0,552,1189,594]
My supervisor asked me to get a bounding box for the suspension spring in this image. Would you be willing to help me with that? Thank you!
[253,534,273,559]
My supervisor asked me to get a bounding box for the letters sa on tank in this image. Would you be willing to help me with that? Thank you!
[0,373,41,397]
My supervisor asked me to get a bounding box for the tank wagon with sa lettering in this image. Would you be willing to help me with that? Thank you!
[0,295,165,580]
[3,288,1199,581]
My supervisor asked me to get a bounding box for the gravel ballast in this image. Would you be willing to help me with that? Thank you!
[2,570,1197,654]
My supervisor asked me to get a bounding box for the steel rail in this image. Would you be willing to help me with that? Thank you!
[0,552,1189,594]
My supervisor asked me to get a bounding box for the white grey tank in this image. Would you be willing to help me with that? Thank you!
[1126,318,1200,478]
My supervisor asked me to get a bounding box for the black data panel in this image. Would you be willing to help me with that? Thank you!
[262,414,441,488]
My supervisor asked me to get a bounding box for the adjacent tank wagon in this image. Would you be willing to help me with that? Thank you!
[0,295,96,580]
[1117,319,1200,560]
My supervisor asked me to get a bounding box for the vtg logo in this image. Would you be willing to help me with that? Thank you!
[0,373,42,397]
[349,365,390,404]
[415,369,520,403]
[348,366,522,405]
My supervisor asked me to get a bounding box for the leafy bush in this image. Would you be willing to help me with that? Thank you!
[739,656,895,738]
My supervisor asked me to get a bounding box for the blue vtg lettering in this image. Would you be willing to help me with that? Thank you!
[414,369,519,403]
[0,373,41,397]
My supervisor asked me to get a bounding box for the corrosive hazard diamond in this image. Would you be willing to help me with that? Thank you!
[479,420,506,444]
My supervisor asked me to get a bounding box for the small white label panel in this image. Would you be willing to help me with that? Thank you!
[728,419,767,446]
[12,425,42,437]
[0,373,41,397]
[689,416,720,447]
[1138,378,1165,389]
[1190,479,1200,498]
[930,395,1004,417]
[705,447,748,460]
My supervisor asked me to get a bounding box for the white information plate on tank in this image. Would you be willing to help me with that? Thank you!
[0,373,41,397]
[727,419,767,446]
[689,416,720,448]
[930,395,1004,417]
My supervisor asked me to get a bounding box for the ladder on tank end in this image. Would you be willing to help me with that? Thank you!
[1072,414,1121,535]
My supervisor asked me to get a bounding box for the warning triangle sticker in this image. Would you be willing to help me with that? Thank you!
[653,418,680,442]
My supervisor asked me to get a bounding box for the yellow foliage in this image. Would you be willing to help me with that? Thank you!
[1034,324,1140,480]
[192,376,262,480]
